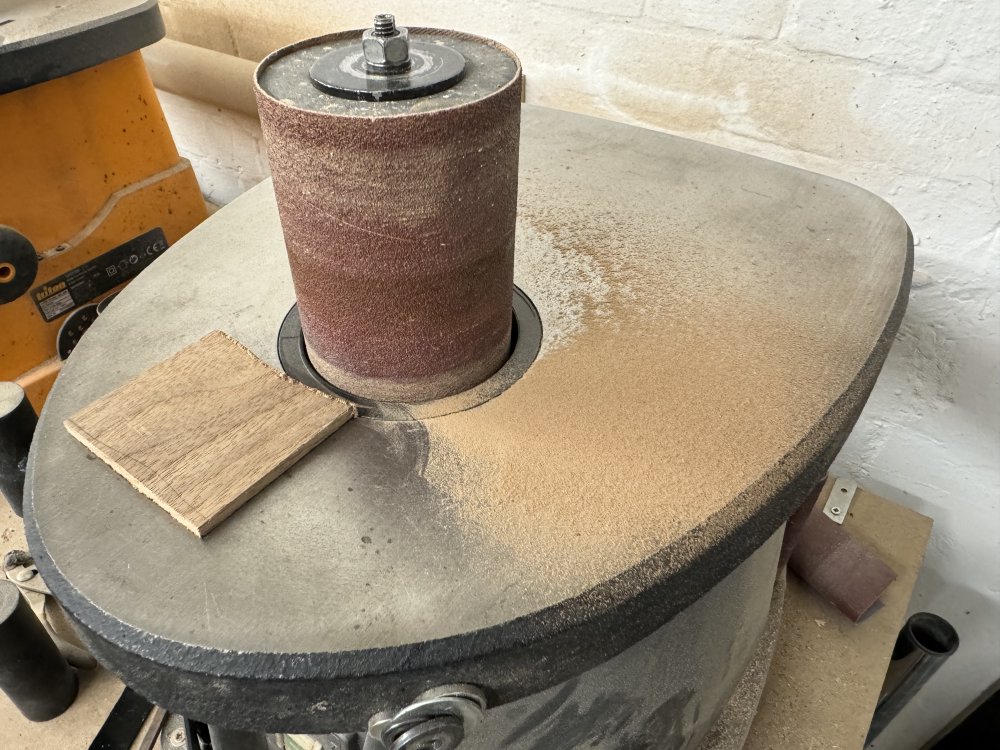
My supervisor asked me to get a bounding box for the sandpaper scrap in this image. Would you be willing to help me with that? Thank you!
[789,504,897,622]
[779,477,827,566]
[64,331,354,538]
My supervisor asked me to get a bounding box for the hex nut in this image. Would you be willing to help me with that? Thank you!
[362,26,410,69]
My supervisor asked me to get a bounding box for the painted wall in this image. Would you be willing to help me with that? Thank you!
[155,1,1000,745]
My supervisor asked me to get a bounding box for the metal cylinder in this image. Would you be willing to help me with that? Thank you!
[255,27,522,403]
[0,579,78,721]
[0,381,37,517]
[866,612,959,743]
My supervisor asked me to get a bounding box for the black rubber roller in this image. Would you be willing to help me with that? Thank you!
[0,382,37,517]
[0,579,78,721]
[0,226,38,305]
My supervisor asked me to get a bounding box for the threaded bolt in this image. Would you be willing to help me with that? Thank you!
[373,14,397,36]
[363,13,410,72]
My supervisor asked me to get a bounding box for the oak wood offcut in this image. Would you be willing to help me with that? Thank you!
[64,330,354,537]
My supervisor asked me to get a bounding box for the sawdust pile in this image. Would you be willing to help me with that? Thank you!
[421,190,867,589]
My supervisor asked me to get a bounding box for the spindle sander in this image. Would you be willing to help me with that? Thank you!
[0,0,206,411]
[24,15,912,750]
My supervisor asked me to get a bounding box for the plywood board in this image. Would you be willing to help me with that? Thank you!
[744,484,934,749]
[64,330,354,537]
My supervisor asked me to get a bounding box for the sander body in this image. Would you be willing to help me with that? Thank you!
[22,12,914,750]
[0,0,207,410]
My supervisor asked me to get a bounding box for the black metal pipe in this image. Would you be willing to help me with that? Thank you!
[0,382,37,517]
[0,579,78,721]
[867,612,959,743]
[207,724,271,750]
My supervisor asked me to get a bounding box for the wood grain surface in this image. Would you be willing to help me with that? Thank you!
[64,330,354,537]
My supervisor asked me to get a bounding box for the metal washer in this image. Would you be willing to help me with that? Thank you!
[309,41,466,101]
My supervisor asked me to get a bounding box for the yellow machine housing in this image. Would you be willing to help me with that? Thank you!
[0,1,206,411]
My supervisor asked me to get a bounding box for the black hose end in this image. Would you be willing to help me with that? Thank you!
[0,580,79,721]
[0,382,37,518]
[899,611,959,658]
[868,612,960,745]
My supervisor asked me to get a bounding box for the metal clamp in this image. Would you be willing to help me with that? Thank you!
[363,684,487,750]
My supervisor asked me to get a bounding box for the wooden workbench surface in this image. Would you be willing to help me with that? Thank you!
[1,482,931,749]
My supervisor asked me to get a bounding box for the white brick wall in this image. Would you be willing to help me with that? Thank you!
[541,0,645,18]
[157,1,1000,745]
[157,91,270,206]
[783,0,1000,91]
[647,0,787,39]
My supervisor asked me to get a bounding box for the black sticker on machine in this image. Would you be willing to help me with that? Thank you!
[30,228,168,322]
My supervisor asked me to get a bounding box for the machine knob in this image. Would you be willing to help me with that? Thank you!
[387,716,465,750]
[0,226,38,305]
[366,685,486,750]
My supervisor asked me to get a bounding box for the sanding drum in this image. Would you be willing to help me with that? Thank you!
[255,18,523,402]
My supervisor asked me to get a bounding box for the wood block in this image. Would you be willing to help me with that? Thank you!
[64,331,354,537]
[744,484,934,750]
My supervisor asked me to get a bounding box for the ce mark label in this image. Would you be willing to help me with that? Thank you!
[106,240,165,280]
[31,228,169,322]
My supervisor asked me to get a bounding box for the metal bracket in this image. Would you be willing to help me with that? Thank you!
[823,477,858,524]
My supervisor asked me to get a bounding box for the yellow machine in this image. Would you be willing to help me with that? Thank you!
[0,1,206,411]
